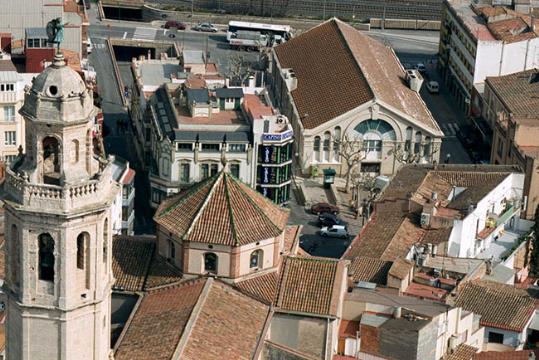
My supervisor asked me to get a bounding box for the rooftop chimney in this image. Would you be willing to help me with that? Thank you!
[393,307,402,319]
[406,70,424,93]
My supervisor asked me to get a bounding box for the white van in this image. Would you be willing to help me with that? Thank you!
[86,38,93,54]
[426,81,439,94]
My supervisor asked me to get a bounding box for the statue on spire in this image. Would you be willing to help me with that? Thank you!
[46,18,64,53]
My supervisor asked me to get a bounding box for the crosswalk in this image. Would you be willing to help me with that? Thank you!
[440,122,460,137]
[133,27,157,41]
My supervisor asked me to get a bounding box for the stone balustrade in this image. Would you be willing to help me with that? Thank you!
[5,165,114,212]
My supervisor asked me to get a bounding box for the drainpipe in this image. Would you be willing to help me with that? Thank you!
[325,317,331,359]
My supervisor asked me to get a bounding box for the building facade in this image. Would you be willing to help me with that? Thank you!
[2,53,118,359]
[0,56,33,164]
[270,19,443,177]
[438,0,539,115]
[111,156,136,236]
[483,69,539,219]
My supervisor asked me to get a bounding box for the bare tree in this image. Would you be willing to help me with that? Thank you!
[390,141,440,165]
[349,170,378,216]
[228,54,255,86]
[334,133,369,193]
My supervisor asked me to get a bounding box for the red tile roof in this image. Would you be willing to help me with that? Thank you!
[349,257,392,284]
[235,271,279,304]
[180,280,270,360]
[154,171,289,246]
[120,168,135,185]
[474,349,539,360]
[339,320,360,338]
[115,279,206,360]
[116,278,270,360]
[112,236,182,292]
[447,344,478,360]
[453,280,536,332]
[275,256,345,317]
[274,19,439,132]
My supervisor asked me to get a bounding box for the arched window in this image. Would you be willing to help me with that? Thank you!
[11,224,19,286]
[313,136,321,162]
[168,239,176,261]
[414,131,422,154]
[333,127,341,162]
[38,233,55,282]
[354,120,397,141]
[405,126,413,151]
[323,131,331,162]
[204,253,218,273]
[42,136,60,184]
[250,250,263,269]
[103,219,108,265]
[71,139,79,163]
[77,234,85,270]
[423,137,432,158]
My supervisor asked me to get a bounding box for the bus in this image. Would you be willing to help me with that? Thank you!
[227,21,292,50]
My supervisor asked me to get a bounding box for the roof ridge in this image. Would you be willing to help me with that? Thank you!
[274,256,291,309]
[227,174,285,237]
[155,175,215,219]
[145,277,206,294]
[171,277,214,359]
[185,172,225,240]
[141,243,157,291]
[223,173,240,246]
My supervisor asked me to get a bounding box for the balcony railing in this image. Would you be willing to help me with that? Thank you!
[5,163,114,212]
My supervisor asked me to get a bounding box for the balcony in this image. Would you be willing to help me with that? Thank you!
[0,91,20,104]
[4,163,115,212]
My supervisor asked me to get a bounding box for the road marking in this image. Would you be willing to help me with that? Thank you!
[441,122,460,136]
[122,31,127,39]
[133,27,157,41]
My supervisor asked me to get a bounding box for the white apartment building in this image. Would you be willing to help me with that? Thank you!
[0,55,36,164]
[110,156,136,236]
[438,0,539,115]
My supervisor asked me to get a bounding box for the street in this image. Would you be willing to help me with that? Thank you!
[87,5,473,240]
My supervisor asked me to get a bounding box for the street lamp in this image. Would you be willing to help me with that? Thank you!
[445,153,451,164]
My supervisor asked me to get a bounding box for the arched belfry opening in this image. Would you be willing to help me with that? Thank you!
[42,136,61,185]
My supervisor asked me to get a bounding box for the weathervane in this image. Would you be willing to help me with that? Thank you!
[46,18,64,53]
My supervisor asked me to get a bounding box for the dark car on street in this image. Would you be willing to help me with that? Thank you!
[164,21,186,30]
[318,212,346,227]
[310,202,340,215]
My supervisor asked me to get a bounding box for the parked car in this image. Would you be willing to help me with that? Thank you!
[311,202,340,215]
[86,38,93,54]
[318,212,346,227]
[426,81,439,94]
[192,23,218,32]
[320,225,348,239]
[415,63,427,73]
[164,20,186,30]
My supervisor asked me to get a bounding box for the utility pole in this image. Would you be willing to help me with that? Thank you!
[381,0,387,31]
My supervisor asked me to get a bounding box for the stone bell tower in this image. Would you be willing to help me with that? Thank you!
[2,53,118,360]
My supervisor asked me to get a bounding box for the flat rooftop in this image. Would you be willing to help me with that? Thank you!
[175,106,247,126]
[139,62,180,87]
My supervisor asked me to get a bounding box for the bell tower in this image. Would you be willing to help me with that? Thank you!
[2,53,119,360]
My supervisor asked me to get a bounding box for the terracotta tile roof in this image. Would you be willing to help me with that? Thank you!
[274,19,439,132]
[155,171,289,246]
[243,93,274,120]
[453,280,536,331]
[388,258,413,280]
[180,280,270,360]
[447,344,478,360]
[116,278,270,360]
[115,279,206,360]
[112,236,182,292]
[486,69,539,121]
[421,227,453,245]
[274,20,373,129]
[349,257,392,285]
[275,256,345,317]
[474,349,539,360]
[235,271,279,304]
